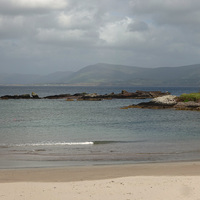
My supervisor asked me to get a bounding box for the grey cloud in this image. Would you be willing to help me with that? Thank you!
[127,21,148,32]
[130,0,200,27]
[0,15,25,39]
[130,0,200,14]
[0,0,67,15]
[35,28,99,48]
[0,0,200,74]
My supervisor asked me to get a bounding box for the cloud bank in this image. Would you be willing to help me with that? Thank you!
[0,0,200,74]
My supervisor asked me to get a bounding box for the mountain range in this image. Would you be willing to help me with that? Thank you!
[0,63,200,86]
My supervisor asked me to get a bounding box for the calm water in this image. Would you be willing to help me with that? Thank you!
[0,86,200,168]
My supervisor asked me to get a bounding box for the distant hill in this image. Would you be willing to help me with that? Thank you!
[63,63,200,86]
[0,63,200,86]
[64,63,147,86]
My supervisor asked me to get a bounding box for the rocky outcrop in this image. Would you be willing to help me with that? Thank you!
[44,92,88,99]
[135,90,171,98]
[77,90,170,101]
[0,94,31,99]
[77,97,102,101]
[174,101,200,111]
[1,93,40,99]
[0,90,170,100]
[44,94,71,99]
[122,101,175,110]
[122,95,200,111]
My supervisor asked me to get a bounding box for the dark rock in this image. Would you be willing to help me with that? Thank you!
[73,93,88,96]
[121,101,174,109]
[44,94,71,99]
[121,90,129,94]
[31,92,40,99]
[20,94,31,99]
[0,94,31,99]
[135,90,170,98]
[77,97,102,101]
[174,101,200,111]
[135,101,174,109]
[0,95,14,100]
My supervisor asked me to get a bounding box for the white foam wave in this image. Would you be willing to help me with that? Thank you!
[15,142,94,147]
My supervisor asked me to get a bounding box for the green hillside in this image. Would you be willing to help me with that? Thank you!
[65,63,146,85]
[64,63,200,86]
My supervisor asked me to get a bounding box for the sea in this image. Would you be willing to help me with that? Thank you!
[0,86,200,169]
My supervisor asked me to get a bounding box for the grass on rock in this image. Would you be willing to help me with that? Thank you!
[179,93,200,102]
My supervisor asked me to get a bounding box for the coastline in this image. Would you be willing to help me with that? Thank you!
[1,161,200,200]
[1,161,200,183]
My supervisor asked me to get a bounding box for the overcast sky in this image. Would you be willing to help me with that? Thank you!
[0,0,200,74]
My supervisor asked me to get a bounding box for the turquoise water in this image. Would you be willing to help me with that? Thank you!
[0,86,200,168]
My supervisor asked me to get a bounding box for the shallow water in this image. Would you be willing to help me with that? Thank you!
[0,86,200,168]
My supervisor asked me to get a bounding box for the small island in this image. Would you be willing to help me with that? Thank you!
[122,93,200,111]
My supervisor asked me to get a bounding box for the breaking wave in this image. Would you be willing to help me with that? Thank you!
[3,140,144,147]
[14,142,94,147]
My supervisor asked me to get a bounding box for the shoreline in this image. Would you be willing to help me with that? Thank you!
[1,161,200,183]
[1,161,200,200]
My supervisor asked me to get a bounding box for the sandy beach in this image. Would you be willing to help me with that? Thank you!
[0,162,200,200]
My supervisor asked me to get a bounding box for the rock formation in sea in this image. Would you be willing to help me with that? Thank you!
[77,90,170,101]
[122,95,200,111]
[0,90,170,100]
[0,94,32,99]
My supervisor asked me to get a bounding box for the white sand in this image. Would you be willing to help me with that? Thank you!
[1,176,200,200]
